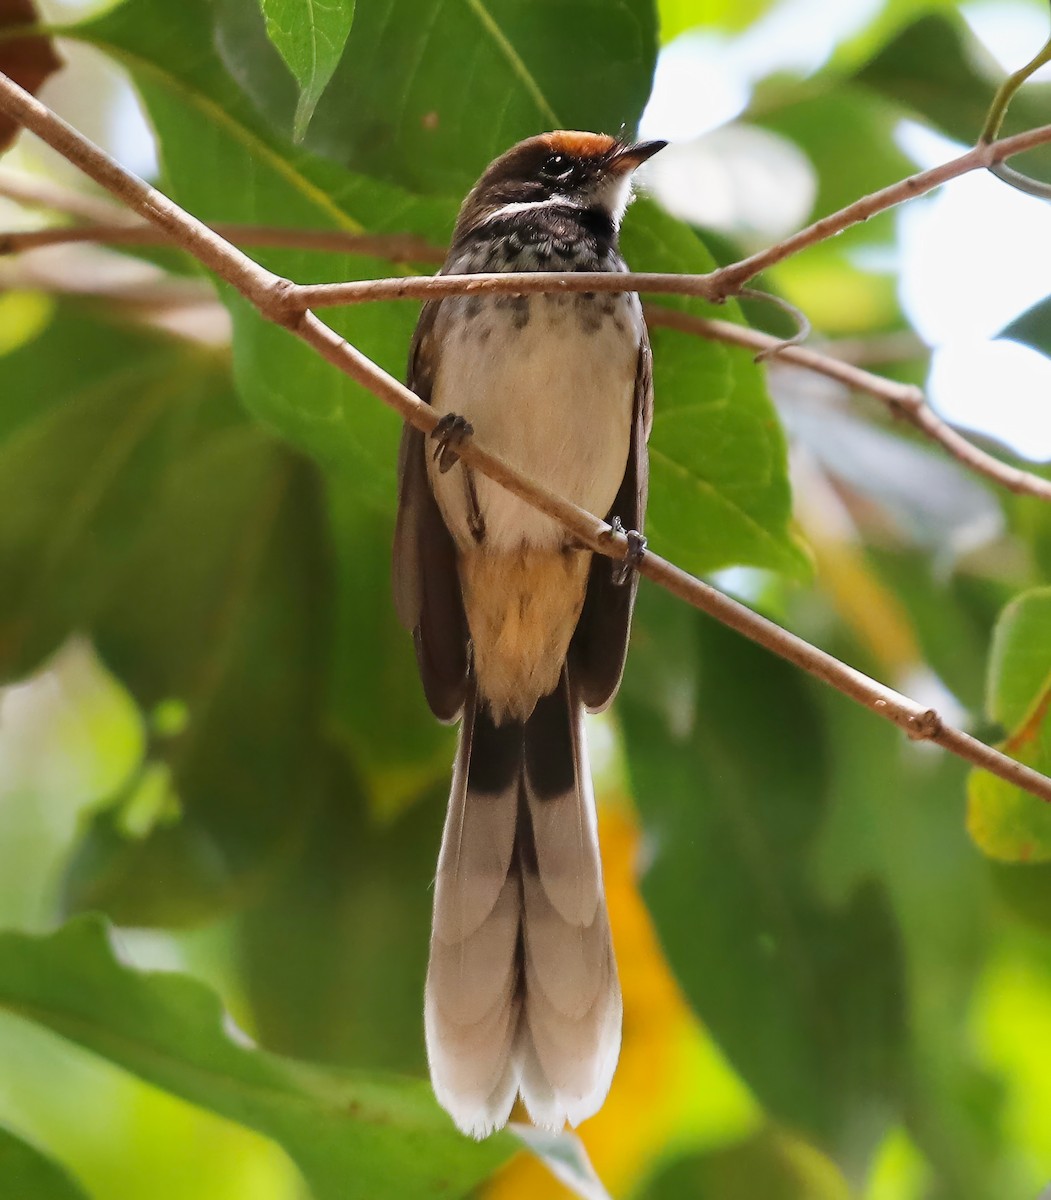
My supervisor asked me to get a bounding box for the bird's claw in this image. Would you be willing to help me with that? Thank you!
[610,517,646,586]
[431,413,474,473]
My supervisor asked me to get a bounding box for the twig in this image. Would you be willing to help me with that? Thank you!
[644,307,1051,502]
[0,219,445,260]
[981,34,1051,144]
[979,32,1051,201]
[1,70,1049,802]
[4,231,1049,506]
[735,287,812,362]
[283,124,1051,310]
[0,164,133,223]
[817,330,928,367]
[711,125,1051,296]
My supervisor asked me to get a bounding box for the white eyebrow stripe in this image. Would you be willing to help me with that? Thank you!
[480,195,580,222]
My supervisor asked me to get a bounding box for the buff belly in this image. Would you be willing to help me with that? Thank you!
[427,292,641,721]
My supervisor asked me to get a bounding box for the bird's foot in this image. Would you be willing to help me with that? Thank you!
[431,413,474,473]
[609,516,646,586]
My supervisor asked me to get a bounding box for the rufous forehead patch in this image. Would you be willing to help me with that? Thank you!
[543,130,619,158]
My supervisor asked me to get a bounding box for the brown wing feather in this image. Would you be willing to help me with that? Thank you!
[570,330,652,713]
[392,300,469,722]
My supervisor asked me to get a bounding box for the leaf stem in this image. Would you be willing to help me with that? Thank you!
[979,32,1051,199]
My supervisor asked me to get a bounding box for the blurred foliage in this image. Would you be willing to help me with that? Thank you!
[0,1125,88,1200]
[2,0,1051,1197]
[969,589,1051,862]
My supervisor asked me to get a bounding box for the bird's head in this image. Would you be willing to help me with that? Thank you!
[456,131,667,236]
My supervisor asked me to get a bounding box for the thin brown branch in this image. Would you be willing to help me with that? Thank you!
[288,124,1051,311]
[8,211,1045,504]
[1,67,1050,802]
[294,269,722,307]
[710,125,1051,297]
[0,164,132,223]
[644,307,1051,502]
[0,218,445,260]
[818,330,928,367]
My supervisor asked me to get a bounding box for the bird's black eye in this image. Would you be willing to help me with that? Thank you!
[540,153,574,181]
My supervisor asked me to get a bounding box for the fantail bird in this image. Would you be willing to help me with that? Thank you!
[392,130,665,1138]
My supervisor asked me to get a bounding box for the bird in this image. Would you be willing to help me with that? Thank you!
[392,130,664,1139]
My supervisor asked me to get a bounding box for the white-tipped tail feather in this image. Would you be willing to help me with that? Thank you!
[424,674,622,1138]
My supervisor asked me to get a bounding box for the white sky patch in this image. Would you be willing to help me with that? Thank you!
[111,82,159,180]
[963,0,1051,81]
[640,0,881,143]
[929,341,1051,459]
[896,120,1051,461]
[639,33,749,142]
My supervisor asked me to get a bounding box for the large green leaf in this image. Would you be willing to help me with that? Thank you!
[303,0,659,195]
[258,0,356,141]
[0,311,241,682]
[621,587,905,1165]
[0,1125,89,1200]
[211,0,656,195]
[625,203,807,577]
[639,1127,850,1200]
[77,0,451,505]
[69,0,801,582]
[753,85,913,243]
[968,588,1051,862]
[0,307,330,924]
[0,916,511,1199]
[808,646,1002,1199]
[325,484,454,815]
[236,762,442,1072]
[855,13,1051,184]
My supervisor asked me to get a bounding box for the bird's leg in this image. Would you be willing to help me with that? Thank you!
[609,516,646,586]
[463,468,486,543]
[431,412,474,473]
[431,413,485,541]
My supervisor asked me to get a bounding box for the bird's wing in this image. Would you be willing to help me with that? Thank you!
[570,328,652,713]
[392,300,470,722]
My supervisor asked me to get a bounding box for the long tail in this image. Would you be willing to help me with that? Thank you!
[424,669,622,1139]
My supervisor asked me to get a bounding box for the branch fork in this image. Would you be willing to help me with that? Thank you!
[1,67,1050,802]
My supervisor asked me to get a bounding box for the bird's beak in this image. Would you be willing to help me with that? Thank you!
[610,139,668,173]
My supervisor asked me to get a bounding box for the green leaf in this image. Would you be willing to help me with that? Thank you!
[0,305,333,924]
[258,0,356,141]
[75,0,453,500]
[236,763,442,1072]
[325,484,454,816]
[855,13,1051,184]
[658,0,776,43]
[0,916,511,1199]
[638,1126,850,1200]
[753,85,913,243]
[968,588,1051,862]
[301,0,659,195]
[622,588,904,1161]
[61,439,332,924]
[0,1125,89,1200]
[211,0,656,195]
[0,309,244,683]
[625,203,807,577]
[72,0,801,582]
